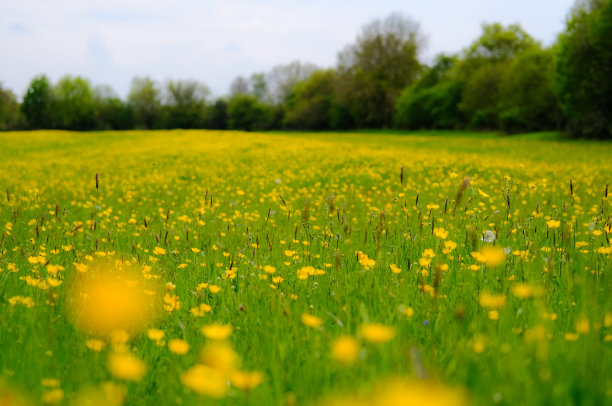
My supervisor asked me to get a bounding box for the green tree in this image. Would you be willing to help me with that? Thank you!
[266,61,319,105]
[395,55,464,129]
[250,73,268,101]
[205,99,228,130]
[457,23,537,129]
[283,70,336,130]
[463,22,537,61]
[21,75,54,129]
[0,83,23,130]
[337,12,424,128]
[164,80,209,129]
[53,75,95,130]
[227,94,274,131]
[92,85,134,130]
[128,77,161,129]
[229,76,250,97]
[499,47,562,133]
[556,0,612,138]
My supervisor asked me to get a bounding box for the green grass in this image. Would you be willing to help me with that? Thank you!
[0,130,610,406]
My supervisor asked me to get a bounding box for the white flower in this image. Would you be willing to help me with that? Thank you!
[481,230,496,243]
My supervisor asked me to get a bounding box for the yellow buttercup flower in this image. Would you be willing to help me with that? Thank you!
[300,313,323,328]
[181,365,228,398]
[331,336,360,365]
[107,352,147,381]
[359,323,396,343]
[201,323,233,340]
[168,339,190,355]
[230,370,264,390]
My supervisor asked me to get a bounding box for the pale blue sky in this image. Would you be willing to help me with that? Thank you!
[0,0,576,98]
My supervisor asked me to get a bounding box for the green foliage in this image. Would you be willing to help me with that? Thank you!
[464,22,537,61]
[250,73,268,102]
[499,48,562,133]
[337,13,424,128]
[21,75,54,130]
[395,80,464,129]
[205,99,229,130]
[395,55,464,129]
[395,23,553,133]
[163,80,209,129]
[227,94,274,131]
[461,63,507,129]
[53,75,96,131]
[266,61,319,105]
[556,0,612,138]
[93,87,135,131]
[457,23,538,129]
[0,83,23,130]
[283,70,336,130]
[129,77,161,129]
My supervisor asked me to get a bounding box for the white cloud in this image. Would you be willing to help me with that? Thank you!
[0,0,575,98]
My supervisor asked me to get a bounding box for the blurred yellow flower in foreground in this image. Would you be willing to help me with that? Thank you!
[0,384,32,406]
[471,246,506,267]
[66,260,161,337]
[169,339,190,355]
[199,342,239,372]
[181,365,228,398]
[359,323,396,343]
[479,292,507,309]
[70,382,126,406]
[331,336,360,365]
[107,352,147,382]
[511,283,542,299]
[85,339,106,352]
[301,313,323,328]
[41,388,63,405]
[147,328,165,344]
[230,370,264,390]
[318,378,468,406]
[201,324,233,340]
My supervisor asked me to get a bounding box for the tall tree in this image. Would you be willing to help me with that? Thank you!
[227,94,274,131]
[266,61,319,104]
[463,22,537,62]
[457,23,537,128]
[556,0,612,138]
[21,75,54,129]
[164,80,209,128]
[337,12,424,128]
[283,70,336,130]
[93,85,134,130]
[128,77,161,129]
[395,55,464,129]
[0,83,22,130]
[229,76,250,97]
[53,75,95,130]
[250,73,268,101]
[499,47,562,133]
[205,99,228,130]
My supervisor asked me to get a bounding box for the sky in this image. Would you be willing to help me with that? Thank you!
[0,0,576,99]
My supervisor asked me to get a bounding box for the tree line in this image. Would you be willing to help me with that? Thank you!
[0,0,610,138]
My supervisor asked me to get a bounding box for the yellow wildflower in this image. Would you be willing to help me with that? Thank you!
[359,323,396,343]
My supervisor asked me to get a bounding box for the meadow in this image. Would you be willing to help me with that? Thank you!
[0,130,610,406]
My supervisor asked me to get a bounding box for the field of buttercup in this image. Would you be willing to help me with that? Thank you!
[0,130,611,406]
